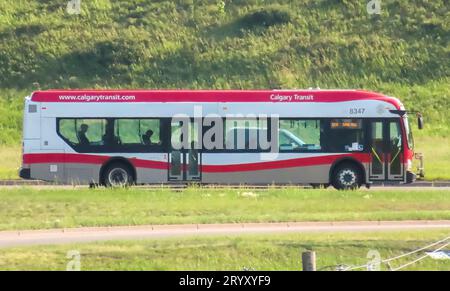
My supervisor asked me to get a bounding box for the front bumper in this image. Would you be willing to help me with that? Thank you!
[415,152,425,178]
[19,167,31,179]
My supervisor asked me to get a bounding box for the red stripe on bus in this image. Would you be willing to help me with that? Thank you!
[23,153,109,165]
[23,153,370,172]
[201,153,370,173]
[30,90,402,109]
[23,153,168,170]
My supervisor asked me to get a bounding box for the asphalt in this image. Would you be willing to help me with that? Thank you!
[0,220,449,248]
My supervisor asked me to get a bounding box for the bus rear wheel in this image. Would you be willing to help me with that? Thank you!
[331,163,362,190]
[103,162,134,187]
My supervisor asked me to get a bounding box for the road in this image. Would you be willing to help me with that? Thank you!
[0,220,449,248]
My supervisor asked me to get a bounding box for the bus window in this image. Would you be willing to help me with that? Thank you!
[115,119,140,144]
[114,119,161,147]
[278,119,322,151]
[327,119,364,152]
[79,119,106,146]
[59,119,78,145]
[140,119,161,146]
[58,119,106,147]
[224,118,267,151]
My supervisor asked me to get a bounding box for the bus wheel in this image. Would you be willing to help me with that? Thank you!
[103,162,134,187]
[331,163,362,190]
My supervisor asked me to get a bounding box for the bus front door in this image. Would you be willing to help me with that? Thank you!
[168,120,201,182]
[369,120,404,181]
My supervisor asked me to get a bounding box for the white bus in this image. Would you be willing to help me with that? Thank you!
[19,89,424,189]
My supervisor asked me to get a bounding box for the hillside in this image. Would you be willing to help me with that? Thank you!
[0,0,448,178]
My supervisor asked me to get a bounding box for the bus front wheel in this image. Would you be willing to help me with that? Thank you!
[331,163,362,190]
[103,162,134,187]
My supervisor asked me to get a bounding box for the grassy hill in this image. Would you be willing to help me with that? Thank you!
[0,0,448,178]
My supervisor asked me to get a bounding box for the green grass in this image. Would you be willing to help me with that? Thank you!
[412,135,450,180]
[0,230,448,270]
[0,1,448,175]
[0,146,21,179]
[0,187,449,231]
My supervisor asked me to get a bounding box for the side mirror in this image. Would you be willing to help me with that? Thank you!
[417,114,424,130]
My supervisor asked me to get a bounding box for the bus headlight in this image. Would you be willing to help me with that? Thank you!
[407,159,412,170]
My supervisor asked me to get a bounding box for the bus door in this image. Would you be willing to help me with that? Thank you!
[369,119,404,181]
[168,119,201,181]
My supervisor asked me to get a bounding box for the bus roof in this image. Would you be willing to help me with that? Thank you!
[30,89,402,109]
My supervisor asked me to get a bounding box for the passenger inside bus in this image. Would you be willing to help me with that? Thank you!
[77,124,90,146]
[142,129,160,146]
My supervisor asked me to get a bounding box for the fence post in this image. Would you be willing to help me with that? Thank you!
[302,251,316,271]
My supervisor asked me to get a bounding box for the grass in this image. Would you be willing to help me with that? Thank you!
[0,146,21,179]
[0,187,449,231]
[0,229,448,270]
[0,1,448,176]
[412,135,450,180]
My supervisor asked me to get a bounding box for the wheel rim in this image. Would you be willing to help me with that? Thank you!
[108,168,128,186]
[339,169,356,187]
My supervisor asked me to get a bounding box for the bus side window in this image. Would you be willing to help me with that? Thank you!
[58,118,106,148]
[59,119,78,145]
[278,119,322,151]
[140,119,161,146]
[78,119,106,146]
[327,119,364,152]
[224,118,266,151]
[115,119,141,145]
[112,118,162,151]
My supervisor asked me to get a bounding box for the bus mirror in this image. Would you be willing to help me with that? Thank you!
[417,115,424,130]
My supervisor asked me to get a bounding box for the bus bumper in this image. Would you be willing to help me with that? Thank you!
[406,171,416,184]
[415,152,425,178]
[19,167,31,180]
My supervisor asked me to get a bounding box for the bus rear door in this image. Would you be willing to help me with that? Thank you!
[168,119,201,182]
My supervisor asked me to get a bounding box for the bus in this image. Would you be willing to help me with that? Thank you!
[19,89,424,189]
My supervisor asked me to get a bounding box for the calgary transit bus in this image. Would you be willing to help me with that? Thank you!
[20,89,424,189]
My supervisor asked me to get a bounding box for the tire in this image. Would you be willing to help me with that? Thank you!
[103,162,134,187]
[331,163,362,190]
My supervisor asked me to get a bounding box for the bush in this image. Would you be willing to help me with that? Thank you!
[240,8,291,29]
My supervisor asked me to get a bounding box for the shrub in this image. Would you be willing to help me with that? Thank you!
[240,8,291,29]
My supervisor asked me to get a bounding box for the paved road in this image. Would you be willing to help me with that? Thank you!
[0,220,449,248]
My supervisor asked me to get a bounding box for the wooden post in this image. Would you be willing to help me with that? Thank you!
[302,251,316,271]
